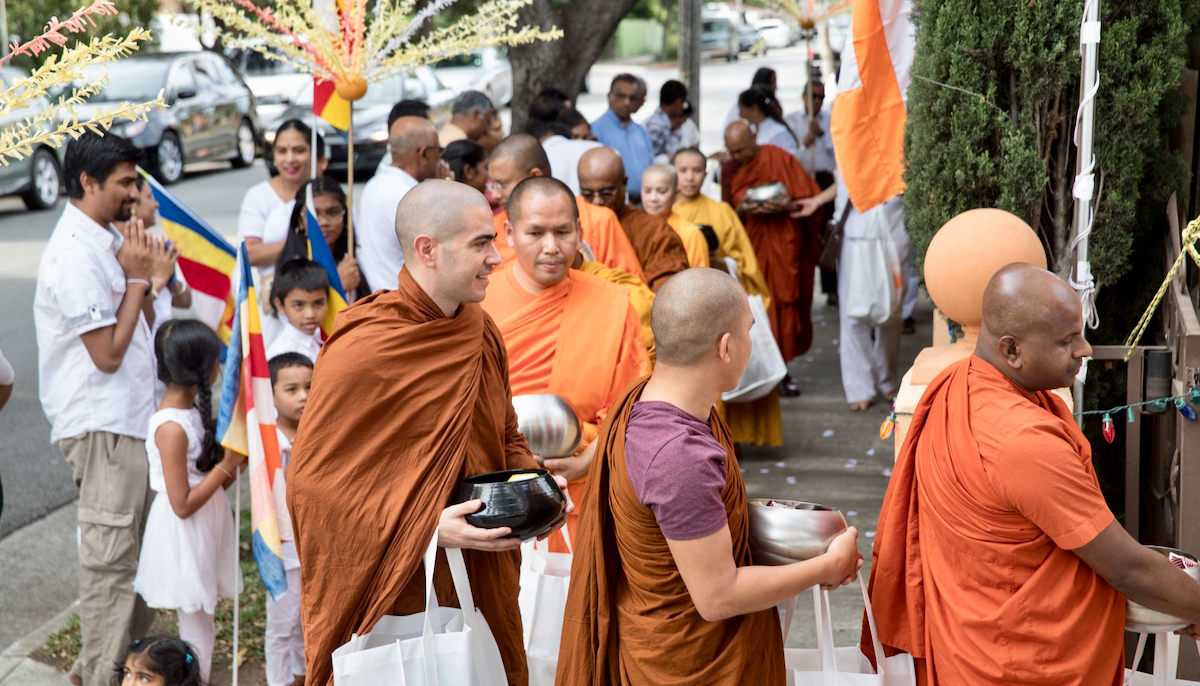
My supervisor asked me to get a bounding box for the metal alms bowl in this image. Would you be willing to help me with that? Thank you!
[1127,545,1200,632]
[744,182,788,203]
[748,499,848,565]
[511,394,583,458]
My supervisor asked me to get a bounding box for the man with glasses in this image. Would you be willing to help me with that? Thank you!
[590,74,655,205]
[786,80,841,308]
[356,116,444,291]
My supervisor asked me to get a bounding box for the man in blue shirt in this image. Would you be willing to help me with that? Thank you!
[591,73,654,203]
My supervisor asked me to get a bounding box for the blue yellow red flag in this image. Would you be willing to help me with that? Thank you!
[304,185,349,337]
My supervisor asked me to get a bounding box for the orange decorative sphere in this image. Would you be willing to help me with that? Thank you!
[800,16,816,29]
[923,208,1046,330]
[335,74,368,102]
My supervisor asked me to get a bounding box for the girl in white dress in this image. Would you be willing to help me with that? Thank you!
[133,319,247,683]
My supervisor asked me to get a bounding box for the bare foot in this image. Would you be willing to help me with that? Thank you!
[67,670,82,686]
[882,391,897,402]
[849,401,871,412]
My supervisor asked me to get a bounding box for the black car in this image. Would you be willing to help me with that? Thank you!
[79,52,261,184]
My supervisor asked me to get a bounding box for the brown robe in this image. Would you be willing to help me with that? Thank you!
[287,267,538,686]
[615,206,691,292]
[556,377,785,685]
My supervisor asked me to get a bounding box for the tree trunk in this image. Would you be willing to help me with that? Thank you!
[508,0,640,132]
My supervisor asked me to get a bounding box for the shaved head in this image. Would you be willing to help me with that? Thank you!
[395,179,491,252]
[490,134,551,176]
[643,163,676,187]
[578,146,627,212]
[507,175,578,226]
[640,163,678,216]
[976,262,1092,391]
[390,116,440,180]
[725,121,758,165]
[652,268,750,367]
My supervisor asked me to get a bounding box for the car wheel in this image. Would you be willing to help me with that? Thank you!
[232,119,256,168]
[152,132,184,185]
[21,148,62,211]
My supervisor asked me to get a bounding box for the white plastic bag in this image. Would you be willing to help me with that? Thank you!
[842,202,902,327]
[518,527,573,686]
[1126,633,1200,686]
[784,577,915,686]
[331,531,507,686]
[720,264,787,403]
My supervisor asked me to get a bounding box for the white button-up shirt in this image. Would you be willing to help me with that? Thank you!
[35,202,156,443]
[786,109,837,175]
[265,318,323,364]
[355,164,418,291]
[542,135,601,197]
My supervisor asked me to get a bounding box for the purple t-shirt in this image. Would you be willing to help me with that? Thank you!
[624,401,729,540]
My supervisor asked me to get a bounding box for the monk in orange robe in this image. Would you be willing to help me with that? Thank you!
[724,121,823,395]
[866,264,1200,685]
[639,163,709,268]
[482,176,650,548]
[287,181,571,686]
[578,146,690,292]
[487,133,644,280]
[574,251,656,363]
[557,268,862,686]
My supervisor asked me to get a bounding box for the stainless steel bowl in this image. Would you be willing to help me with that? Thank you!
[511,394,583,458]
[748,499,848,565]
[745,182,788,203]
[1127,545,1200,632]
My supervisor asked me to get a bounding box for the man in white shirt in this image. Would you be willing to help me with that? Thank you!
[35,131,160,686]
[526,119,601,196]
[786,81,837,178]
[355,116,442,291]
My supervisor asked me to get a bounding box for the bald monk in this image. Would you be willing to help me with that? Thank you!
[639,163,709,268]
[488,134,644,280]
[724,121,824,395]
[482,176,651,547]
[578,146,690,292]
[287,180,571,686]
[866,263,1200,685]
[557,268,862,685]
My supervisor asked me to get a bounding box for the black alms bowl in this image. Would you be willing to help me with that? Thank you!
[454,468,567,540]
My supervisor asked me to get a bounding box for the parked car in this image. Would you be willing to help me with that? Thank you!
[755,18,795,49]
[225,45,311,125]
[0,67,62,210]
[263,67,454,177]
[701,18,739,62]
[735,22,766,55]
[78,52,260,184]
[433,48,513,106]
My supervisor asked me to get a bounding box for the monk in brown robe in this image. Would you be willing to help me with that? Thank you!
[639,163,709,268]
[578,146,690,292]
[287,180,571,686]
[866,264,1200,685]
[557,268,862,686]
[723,121,824,396]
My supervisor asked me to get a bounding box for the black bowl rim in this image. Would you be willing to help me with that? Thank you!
[461,467,553,485]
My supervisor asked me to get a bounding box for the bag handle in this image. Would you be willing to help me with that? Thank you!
[532,521,572,554]
[814,587,839,678]
[420,531,443,686]
[858,575,890,675]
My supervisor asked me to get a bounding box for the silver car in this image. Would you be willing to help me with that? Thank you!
[433,48,513,106]
[0,66,63,211]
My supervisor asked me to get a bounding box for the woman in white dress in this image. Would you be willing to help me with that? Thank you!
[737,85,801,158]
[133,319,246,684]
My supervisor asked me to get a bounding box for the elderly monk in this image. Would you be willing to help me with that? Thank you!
[287,180,571,686]
[723,121,823,396]
[488,134,643,280]
[557,268,862,686]
[866,263,1200,686]
[483,176,651,548]
[578,146,690,292]
[639,163,709,268]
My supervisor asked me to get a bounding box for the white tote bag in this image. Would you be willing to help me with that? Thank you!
[331,531,508,686]
[518,526,573,686]
[1126,633,1200,686]
[842,202,902,327]
[784,577,916,686]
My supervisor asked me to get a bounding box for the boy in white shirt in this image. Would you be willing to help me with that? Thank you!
[266,259,328,363]
[267,352,312,686]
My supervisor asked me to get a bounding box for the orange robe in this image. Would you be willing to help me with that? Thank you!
[288,268,539,686]
[865,356,1123,685]
[556,377,785,685]
[664,212,710,268]
[494,197,645,281]
[615,206,691,292]
[578,259,656,364]
[726,145,823,363]
[482,264,651,547]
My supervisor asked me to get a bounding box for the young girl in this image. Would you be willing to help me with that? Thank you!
[112,635,203,686]
[276,176,367,300]
[133,320,245,683]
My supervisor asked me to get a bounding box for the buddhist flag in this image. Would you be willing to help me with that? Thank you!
[216,244,288,600]
[139,169,236,342]
[304,185,349,338]
[830,0,915,212]
[313,78,350,131]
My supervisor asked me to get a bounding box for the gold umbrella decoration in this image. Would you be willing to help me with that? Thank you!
[0,0,165,164]
[194,0,563,251]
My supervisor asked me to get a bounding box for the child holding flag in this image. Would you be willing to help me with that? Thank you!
[133,319,245,684]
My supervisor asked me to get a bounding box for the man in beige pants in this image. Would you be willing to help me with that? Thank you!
[35,132,167,686]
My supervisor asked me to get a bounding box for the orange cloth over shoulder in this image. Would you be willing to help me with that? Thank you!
[556,378,784,685]
[664,212,710,268]
[288,268,539,686]
[865,356,1123,686]
[493,197,645,281]
[725,145,823,362]
[482,264,651,549]
[615,206,691,292]
[578,259,656,364]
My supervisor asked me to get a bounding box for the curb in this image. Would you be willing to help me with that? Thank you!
[0,600,78,682]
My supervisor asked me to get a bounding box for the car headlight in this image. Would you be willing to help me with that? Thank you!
[369,129,389,143]
[264,129,277,145]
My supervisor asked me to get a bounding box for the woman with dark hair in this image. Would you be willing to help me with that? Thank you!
[737,85,800,157]
[442,139,489,194]
[559,107,596,141]
[274,176,366,299]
